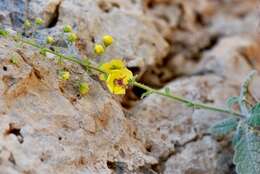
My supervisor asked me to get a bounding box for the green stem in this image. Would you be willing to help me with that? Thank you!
[15,37,106,74]
[8,34,245,118]
[133,82,245,118]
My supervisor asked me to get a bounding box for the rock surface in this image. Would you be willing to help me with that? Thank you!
[1,0,260,174]
[58,0,169,73]
[129,74,238,173]
[164,136,233,174]
[0,37,156,174]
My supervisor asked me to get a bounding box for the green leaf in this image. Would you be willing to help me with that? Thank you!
[210,117,238,136]
[226,96,240,109]
[233,130,260,174]
[248,103,260,127]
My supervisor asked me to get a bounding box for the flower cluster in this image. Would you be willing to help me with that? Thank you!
[17,18,134,96]
[99,59,133,95]
[91,34,133,94]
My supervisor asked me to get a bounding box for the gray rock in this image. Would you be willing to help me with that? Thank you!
[0,37,156,174]
[197,36,256,85]
[0,0,25,27]
[130,74,239,160]
[57,0,169,72]
[164,136,233,174]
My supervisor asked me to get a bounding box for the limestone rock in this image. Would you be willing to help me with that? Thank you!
[129,72,260,173]
[164,136,233,174]
[0,0,169,74]
[0,38,156,174]
[129,74,239,161]
[0,0,62,28]
[57,0,169,72]
[28,0,63,27]
[197,36,259,85]
[0,0,25,27]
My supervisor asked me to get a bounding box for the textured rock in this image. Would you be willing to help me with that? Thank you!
[197,36,259,85]
[28,0,63,27]
[140,0,260,87]
[57,0,169,72]
[0,0,62,28]
[0,0,25,27]
[129,71,260,173]
[0,37,156,174]
[164,136,233,174]
[0,0,169,73]
[130,75,239,160]
[129,33,260,173]
[1,0,260,173]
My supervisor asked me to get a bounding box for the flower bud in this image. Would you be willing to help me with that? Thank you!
[10,57,18,65]
[94,44,105,55]
[79,82,90,95]
[35,18,43,25]
[0,28,9,37]
[59,71,70,81]
[46,36,54,44]
[24,20,31,28]
[63,25,72,33]
[103,35,113,47]
[67,33,77,43]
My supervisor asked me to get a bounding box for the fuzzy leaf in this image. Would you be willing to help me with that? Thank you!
[233,130,260,174]
[226,96,240,109]
[210,118,238,136]
[248,103,260,127]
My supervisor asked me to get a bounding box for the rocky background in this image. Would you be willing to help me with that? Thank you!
[0,0,260,174]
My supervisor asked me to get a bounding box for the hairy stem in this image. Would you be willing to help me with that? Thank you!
[133,82,245,118]
[15,36,106,74]
[7,34,245,118]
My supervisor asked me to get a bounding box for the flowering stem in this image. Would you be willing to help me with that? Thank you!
[6,33,245,118]
[133,82,245,118]
[14,36,106,74]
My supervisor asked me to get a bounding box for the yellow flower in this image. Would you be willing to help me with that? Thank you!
[94,44,105,55]
[99,59,125,80]
[106,68,133,95]
[103,35,113,47]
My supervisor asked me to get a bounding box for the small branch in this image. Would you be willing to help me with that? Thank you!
[14,36,106,75]
[3,31,246,118]
[133,82,246,118]
[239,70,256,116]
